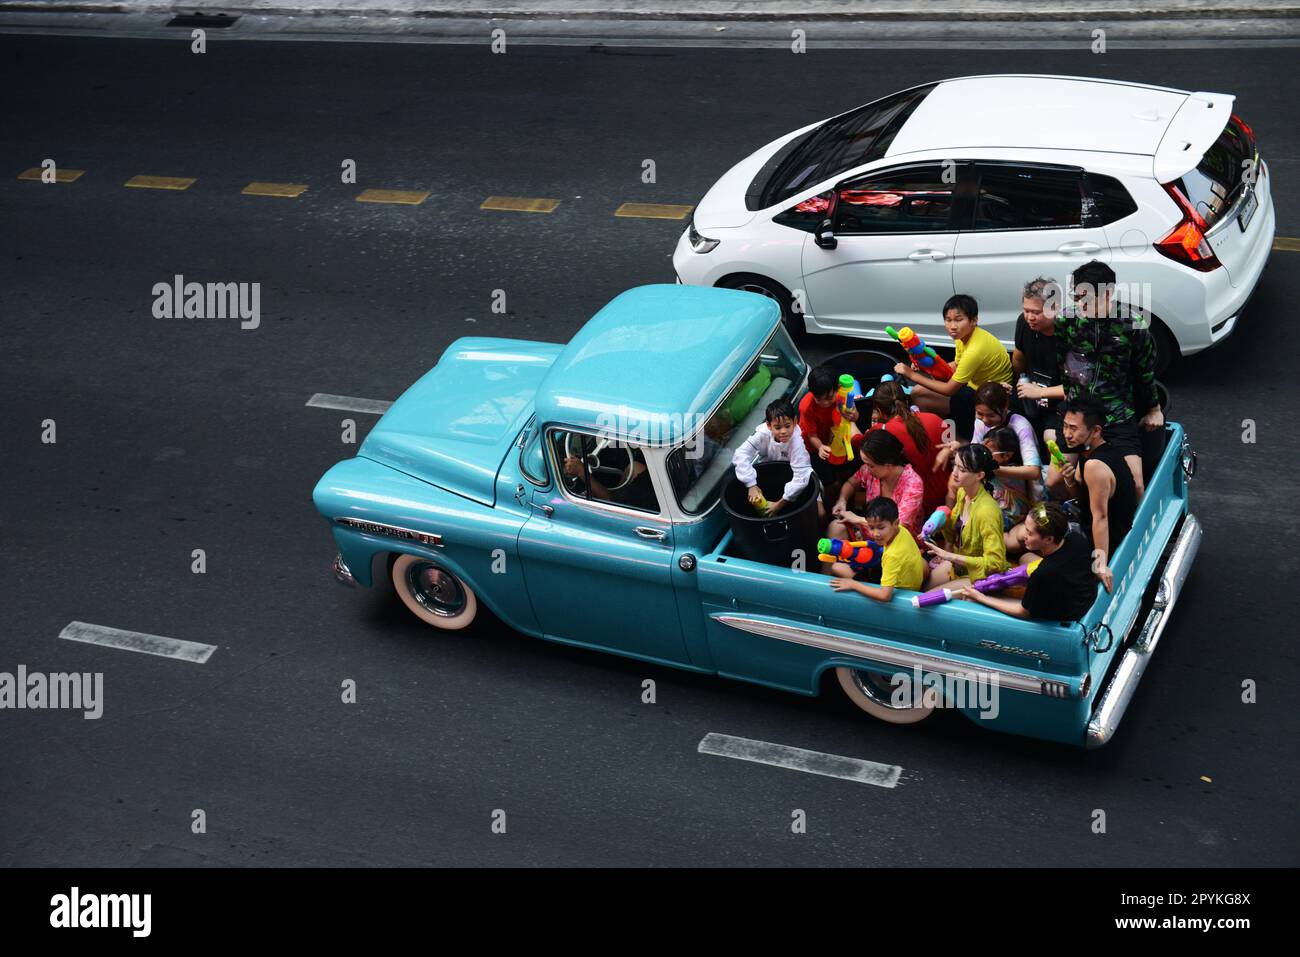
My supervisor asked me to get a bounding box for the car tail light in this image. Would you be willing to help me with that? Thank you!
[1154,182,1221,272]
[1230,112,1255,148]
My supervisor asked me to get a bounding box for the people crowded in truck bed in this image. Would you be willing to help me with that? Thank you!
[732,260,1164,621]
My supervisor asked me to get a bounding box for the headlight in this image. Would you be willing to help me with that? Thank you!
[688,219,719,254]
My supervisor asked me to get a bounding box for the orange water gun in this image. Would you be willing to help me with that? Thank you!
[817,538,880,571]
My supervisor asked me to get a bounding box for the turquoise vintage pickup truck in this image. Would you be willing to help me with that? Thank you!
[312,284,1201,747]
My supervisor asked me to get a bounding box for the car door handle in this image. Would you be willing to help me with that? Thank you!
[907,250,948,261]
[634,526,667,542]
[1057,241,1101,254]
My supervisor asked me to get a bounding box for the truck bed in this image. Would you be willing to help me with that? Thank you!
[692,424,1199,746]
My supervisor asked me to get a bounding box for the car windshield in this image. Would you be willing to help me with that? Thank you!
[666,326,805,514]
[759,84,936,208]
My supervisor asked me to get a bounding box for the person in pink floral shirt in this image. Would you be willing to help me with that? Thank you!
[827,429,925,544]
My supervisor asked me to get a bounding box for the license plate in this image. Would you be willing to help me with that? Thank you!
[1238,187,1258,233]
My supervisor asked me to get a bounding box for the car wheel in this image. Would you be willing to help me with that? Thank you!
[1149,317,1178,378]
[719,275,804,340]
[835,666,935,725]
[391,554,479,630]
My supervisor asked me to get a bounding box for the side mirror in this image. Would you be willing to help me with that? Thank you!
[814,218,837,250]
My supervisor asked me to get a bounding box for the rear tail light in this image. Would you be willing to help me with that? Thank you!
[1154,182,1221,272]
[1230,112,1255,149]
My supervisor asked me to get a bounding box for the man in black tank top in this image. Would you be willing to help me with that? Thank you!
[1058,394,1137,594]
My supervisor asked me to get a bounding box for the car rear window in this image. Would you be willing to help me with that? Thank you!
[757,84,937,209]
[1174,115,1256,229]
[1083,172,1138,227]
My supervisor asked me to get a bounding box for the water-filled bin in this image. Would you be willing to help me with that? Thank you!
[723,461,822,566]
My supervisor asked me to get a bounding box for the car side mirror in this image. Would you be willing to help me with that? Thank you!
[814,218,837,250]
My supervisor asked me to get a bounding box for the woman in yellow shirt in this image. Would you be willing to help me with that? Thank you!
[924,443,1009,585]
[894,293,1012,442]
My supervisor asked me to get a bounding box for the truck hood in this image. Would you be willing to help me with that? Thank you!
[359,337,563,506]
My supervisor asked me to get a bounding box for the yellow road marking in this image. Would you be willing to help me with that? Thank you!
[615,202,694,220]
[17,167,85,183]
[1274,236,1300,252]
[356,188,429,205]
[242,181,308,198]
[480,195,560,214]
[125,175,196,191]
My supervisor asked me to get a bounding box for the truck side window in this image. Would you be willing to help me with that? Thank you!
[550,430,661,514]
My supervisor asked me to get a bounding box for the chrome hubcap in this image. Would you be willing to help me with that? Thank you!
[405,563,467,617]
[851,670,914,709]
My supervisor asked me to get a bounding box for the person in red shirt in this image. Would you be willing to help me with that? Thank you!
[868,379,951,514]
[799,364,859,512]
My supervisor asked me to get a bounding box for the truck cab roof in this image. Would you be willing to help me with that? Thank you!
[533,284,781,446]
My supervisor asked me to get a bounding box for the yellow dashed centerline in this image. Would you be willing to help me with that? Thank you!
[356,188,429,205]
[17,167,85,183]
[243,181,308,198]
[1274,236,1300,252]
[125,175,196,191]
[615,202,694,220]
[481,195,560,214]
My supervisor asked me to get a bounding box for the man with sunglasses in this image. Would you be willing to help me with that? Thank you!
[956,502,1096,620]
[1055,260,1162,501]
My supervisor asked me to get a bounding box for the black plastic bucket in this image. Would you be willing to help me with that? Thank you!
[723,461,822,566]
[820,349,903,418]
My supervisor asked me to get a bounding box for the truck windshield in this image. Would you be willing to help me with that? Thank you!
[666,326,805,515]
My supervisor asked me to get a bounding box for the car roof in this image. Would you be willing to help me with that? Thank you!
[533,284,779,446]
[886,75,1191,159]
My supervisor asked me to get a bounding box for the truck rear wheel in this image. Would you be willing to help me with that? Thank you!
[391,555,479,630]
[836,667,935,725]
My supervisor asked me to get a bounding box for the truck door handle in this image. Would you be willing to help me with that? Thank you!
[907,250,947,261]
[634,526,667,541]
[515,484,553,517]
[1057,241,1101,254]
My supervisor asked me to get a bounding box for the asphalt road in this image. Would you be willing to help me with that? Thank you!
[2,33,1298,867]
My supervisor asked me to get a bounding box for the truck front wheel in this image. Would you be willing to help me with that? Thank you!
[835,667,934,725]
[391,555,479,630]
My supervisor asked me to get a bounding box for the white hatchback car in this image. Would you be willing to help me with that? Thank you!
[673,74,1274,373]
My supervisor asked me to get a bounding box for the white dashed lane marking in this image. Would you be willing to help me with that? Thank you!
[59,621,217,664]
[306,393,392,415]
[698,732,903,788]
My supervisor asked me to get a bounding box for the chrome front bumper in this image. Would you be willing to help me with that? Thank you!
[331,552,357,587]
[1085,513,1202,749]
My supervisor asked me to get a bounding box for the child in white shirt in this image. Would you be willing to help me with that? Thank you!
[732,400,813,515]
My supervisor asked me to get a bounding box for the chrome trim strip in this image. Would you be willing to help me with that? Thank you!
[1086,513,1201,749]
[334,517,443,547]
[713,613,1080,698]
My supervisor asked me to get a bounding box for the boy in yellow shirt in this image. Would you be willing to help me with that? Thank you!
[829,497,926,602]
[894,293,1012,442]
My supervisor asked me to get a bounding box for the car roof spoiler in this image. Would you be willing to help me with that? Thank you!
[1153,90,1236,183]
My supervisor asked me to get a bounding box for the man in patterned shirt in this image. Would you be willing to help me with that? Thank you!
[1054,260,1163,501]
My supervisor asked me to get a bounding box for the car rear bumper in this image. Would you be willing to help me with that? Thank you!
[1189,183,1275,355]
